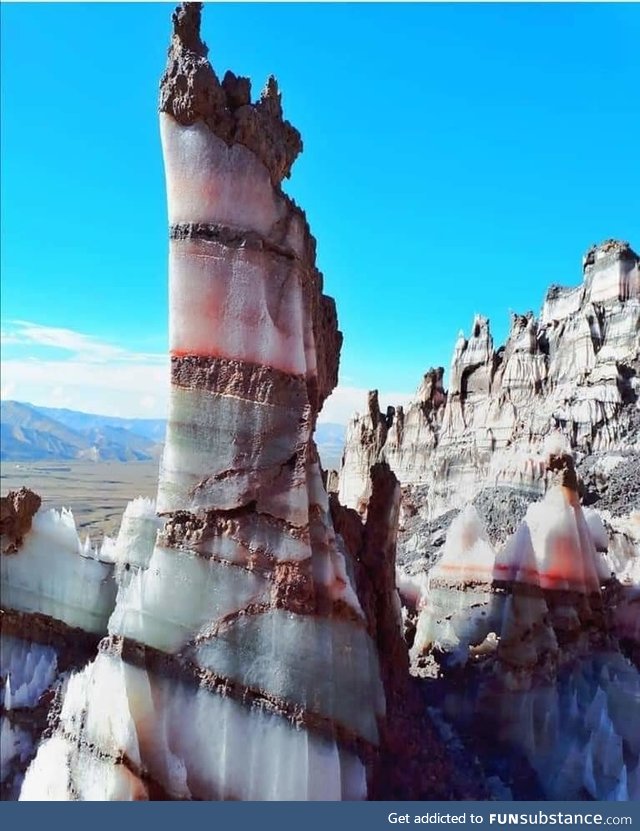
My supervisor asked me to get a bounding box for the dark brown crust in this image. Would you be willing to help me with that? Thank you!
[102,635,377,762]
[0,608,102,672]
[160,505,309,547]
[546,452,580,491]
[1,488,41,554]
[170,354,309,410]
[159,4,302,185]
[145,514,366,625]
[170,222,298,262]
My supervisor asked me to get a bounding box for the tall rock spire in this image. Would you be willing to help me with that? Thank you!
[20,3,384,801]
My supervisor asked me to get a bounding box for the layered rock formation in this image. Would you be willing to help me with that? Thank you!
[339,240,640,519]
[17,3,392,801]
[410,452,640,800]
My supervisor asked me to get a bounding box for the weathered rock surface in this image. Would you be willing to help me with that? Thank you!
[160,3,302,185]
[330,463,486,799]
[0,489,41,554]
[578,450,640,515]
[339,240,640,520]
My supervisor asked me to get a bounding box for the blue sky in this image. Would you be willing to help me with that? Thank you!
[2,2,639,423]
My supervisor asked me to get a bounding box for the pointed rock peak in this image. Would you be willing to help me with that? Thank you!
[507,311,537,341]
[262,75,280,101]
[160,4,302,185]
[510,310,534,327]
[583,239,639,271]
[422,366,445,384]
[471,314,491,339]
[171,2,208,57]
[543,433,579,492]
[258,74,284,117]
[416,367,447,407]
[546,451,579,493]
[367,389,381,421]
[222,70,251,110]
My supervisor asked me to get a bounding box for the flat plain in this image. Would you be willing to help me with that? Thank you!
[1,460,159,539]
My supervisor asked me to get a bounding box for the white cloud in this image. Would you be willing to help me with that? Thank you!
[1,320,169,418]
[1,357,170,418]
[0,332,23,346]
[2,320,165,365]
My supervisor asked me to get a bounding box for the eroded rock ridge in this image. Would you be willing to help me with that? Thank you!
[339,240,640,519]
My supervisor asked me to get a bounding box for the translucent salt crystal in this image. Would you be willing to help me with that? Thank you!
[3,676,12,711]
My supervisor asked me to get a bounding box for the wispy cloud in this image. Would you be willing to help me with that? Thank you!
[2,320,165,365]
[0,320,414,424]
[1,358,169,417]
[1,320,169,418]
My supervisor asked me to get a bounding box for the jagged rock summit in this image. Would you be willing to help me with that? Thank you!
[0,488,41,554]
[160,2,302,184]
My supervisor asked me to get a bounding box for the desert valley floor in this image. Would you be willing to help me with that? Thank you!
[1,461,159,538]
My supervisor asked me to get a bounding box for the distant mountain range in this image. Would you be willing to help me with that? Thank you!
[0,401,346,468]
[0,401,164,462]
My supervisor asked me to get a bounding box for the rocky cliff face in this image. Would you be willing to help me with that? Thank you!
[339,240,640,519]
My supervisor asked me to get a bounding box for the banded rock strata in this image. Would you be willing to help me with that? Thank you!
[339,240,640,520]
[17,3,390,801]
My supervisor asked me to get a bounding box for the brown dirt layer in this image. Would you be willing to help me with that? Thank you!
[170,354,309,409]
[103,634,377,762]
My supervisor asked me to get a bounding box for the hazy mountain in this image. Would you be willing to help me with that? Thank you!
[36,406,166,442]
[0,402,346,467]
[1,401,94,462]
[0,401,161,462]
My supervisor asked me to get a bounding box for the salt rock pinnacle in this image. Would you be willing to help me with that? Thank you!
[20,3,385,801]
